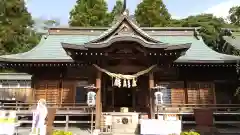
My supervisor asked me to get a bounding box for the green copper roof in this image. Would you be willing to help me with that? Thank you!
[224,36,240,50]
[0,35,96,62]
[0,34,239,63]
[224,32,240,50]
[158,36,240,63]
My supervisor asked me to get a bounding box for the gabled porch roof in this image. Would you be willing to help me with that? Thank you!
[61,12,191,52]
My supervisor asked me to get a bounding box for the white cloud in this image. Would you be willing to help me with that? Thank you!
[171,15,183,19]
[204,0,240,19]
[172,0,240,20]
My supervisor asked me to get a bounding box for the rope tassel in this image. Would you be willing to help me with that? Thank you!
[123,79,127,87]
[132,78,137,87]
[127,79,131,88]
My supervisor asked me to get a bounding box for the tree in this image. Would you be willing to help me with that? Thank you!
[69,0,111,27]
[170,14,232,53]
[33,18,60,33]
[43,18,60,29]
[0,0,39,54]
[229,6,240,26]
[110,0,123,22]
[134,0,171,27]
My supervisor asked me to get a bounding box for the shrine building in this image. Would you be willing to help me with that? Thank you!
[0,11,240,129]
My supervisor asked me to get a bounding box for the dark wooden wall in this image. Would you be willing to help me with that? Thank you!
[30,65,237,106]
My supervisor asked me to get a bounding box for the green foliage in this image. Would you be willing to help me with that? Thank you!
[134,0,171,27]
[110,0,124,23]
[180,131,200,135]
[229,6,240,26]
[33,18,61,33]
[52,130,72,135]
[0,68,15,73]
[69,0,111,27]
[233,49,240,56]
[0,0,40,54]
[43,19,60,30]
[169,14,235,53]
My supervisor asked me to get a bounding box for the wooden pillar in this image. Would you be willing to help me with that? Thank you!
[112,89,114,110]
[149,72,154,119]
[184,80,188,104]
[95,71,102,129]
[132,89,136,111]
[212,84,216,104]
[31,75,36,103]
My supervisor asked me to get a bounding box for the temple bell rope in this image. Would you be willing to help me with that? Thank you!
[93,64,156,88]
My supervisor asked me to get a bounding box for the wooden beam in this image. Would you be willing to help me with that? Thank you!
[149,72,154,119]
[95,71,102,129]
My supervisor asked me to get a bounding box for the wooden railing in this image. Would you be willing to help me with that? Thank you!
[0,103,92,114]
[0,103,240,113]
[155,104,240,115]
[0,103,239,130]
[156,104,240,112]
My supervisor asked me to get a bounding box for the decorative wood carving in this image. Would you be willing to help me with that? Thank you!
[115,24,134,35]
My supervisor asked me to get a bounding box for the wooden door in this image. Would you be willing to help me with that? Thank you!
[35,80,60,104]
[170,81,185,105]
[75,86,87,104]
[187,83,199,104]
[62,81,75,105]
[187,82,215,104]
[46,81,59,104]
[199,83,214,104]
[35,82,47,101]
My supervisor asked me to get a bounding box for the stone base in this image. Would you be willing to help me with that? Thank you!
[102,112,139,135]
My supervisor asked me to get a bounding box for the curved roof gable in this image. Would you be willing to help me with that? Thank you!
[88,11,160,44]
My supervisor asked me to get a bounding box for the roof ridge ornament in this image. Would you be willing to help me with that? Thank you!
[122,0,127,14]
[122,9,129,16]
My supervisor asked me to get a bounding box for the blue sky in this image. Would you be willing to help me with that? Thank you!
[26,0,239,24]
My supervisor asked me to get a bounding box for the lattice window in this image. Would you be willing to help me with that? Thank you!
[0,81,19,88]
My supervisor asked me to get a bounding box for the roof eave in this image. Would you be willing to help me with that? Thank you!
[61,36,191,51]
[0,58,74,63]
[48,26,200,31]
[175,59,240,63]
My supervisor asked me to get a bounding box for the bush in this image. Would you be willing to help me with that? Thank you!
[52,130,73,135]
[180,131,200,135]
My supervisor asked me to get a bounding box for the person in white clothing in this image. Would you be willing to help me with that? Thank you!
[31,99,48,135]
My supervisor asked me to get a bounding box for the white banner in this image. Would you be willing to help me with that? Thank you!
[140,119,182,135]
